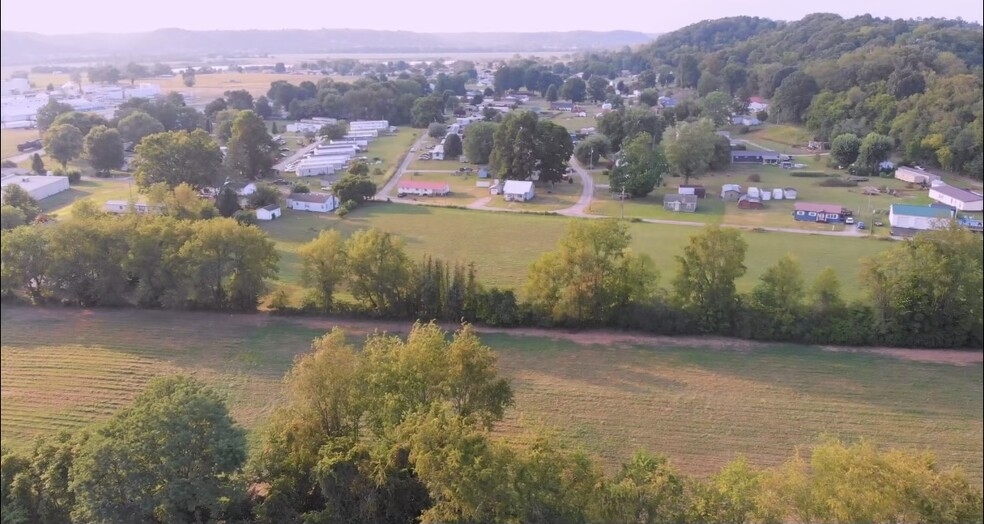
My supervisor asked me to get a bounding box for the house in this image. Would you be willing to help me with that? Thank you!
[348,120,389,132]
[104,200,163,214]
[663,194,698,213]
[731,116,761,126]
[286,192,340,213]
[489,180,503,195]
[296,157,344,177]
[256,204,282,221]
[431,144,445,161]
[0,172,70,201]
[783,188,798,199]
[748,96,769,112]
[477,168,490,179]
[657,96,677,109]
[889,204,954,235]
[502,180,535,201]
[550,102,574,112]
[731,151,781,164]
[792,202,846,222]
[927,184,984,212]
[737,194,763,209]
[894,166,940,185]
[678,185,706,198]
[397,180,451,196]
[721,184,742,200]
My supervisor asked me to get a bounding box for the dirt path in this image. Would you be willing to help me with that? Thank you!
[555,156,594,217]
[376,133,427,199]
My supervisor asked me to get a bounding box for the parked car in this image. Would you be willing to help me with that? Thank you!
[857,221,866,230]
[874,220,884,227]
[273,179,291,185]
[845,216,855,225]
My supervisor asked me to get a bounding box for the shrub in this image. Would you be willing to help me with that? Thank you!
[747,174,761,182]
[789,171,834,178]
[292,183,310,193]
[817,178,858,187]
[234,210,257,225]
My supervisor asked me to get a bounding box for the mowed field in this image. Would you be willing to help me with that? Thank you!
[2,307,980,483]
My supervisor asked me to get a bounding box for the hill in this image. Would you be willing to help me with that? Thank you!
[0,28,655,64]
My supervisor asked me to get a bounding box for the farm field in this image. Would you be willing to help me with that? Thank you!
[2,307,980,484]
[260,204,895,296]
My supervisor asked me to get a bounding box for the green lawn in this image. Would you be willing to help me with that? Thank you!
[3,307,980,483]
[590,191,726,223]
[743,124,816,149]
[40,178,133,216]
[406,159,472,171]
[260,204,894,296]
[396,171,487,205]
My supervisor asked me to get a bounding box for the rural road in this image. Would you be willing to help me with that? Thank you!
[376,133,427,199]
[555,157,594,217]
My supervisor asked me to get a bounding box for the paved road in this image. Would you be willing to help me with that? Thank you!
[376,133,427,199]
[4,148,44,164]
[273,141,321,172]
[555,157,594,217]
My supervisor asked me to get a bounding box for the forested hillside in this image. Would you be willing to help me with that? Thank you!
[608,14,984,178]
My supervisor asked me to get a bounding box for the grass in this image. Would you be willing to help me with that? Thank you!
[743,124,816,149]
[406,159,473,171]
[397,172,487,205]
[1,128,40,159]
[260,204,894,296]
[590,192,726,224]
[2,306,980,484]
[491,179,582,212]
[39,178,133,216]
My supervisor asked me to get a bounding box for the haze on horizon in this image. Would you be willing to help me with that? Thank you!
[1,0,980,35]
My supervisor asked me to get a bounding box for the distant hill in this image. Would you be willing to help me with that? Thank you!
[0,28,655,64]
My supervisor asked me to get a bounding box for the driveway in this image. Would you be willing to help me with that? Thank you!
[273,141,321,172]
[554,156,594,217]
[376,133,427,199]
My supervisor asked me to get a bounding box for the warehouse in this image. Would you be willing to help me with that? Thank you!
[0,172,70,201]
[889,204,954,236]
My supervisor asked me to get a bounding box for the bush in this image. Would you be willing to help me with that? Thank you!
[54,168,83,184]
[234,210,257,225]
[292,184,310,193]
[747,174,761,182]
[789,171,834,178]
[817,178,858,187]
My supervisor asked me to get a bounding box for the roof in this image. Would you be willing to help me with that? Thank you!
[664,194,698,204]
[749,96,767,104]
[731,150,781,159]
[0,174,68,193]
[794,202,844,214]
[397,180,449,191]
[502,180,534,193]
[890,204,954,219]
[930,184,983,203]
[721,184,742,192]
[260,204,280,211]
[288,192,334,203]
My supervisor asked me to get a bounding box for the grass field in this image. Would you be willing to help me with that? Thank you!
[260,204,894,296]
[1,128,40,159]
[2,307,980,483]
[40,178,133,216]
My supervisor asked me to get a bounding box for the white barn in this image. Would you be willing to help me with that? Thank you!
[502,180,535,201]
[889,204,954,233]
[256,204,282,220]
[286,192,340,213]
[0,172,70,201]
[927,184,984,212]
[894,166,941,185]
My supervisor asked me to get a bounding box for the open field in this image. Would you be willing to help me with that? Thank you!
[396,172,488,205]
[260,204,895,296]
[741,124,816,150]
[2,307,980,483]
[39,178,133,215]
[1,128,41,159]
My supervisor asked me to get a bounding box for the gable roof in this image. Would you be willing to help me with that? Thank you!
[502,180,534,193]
[930,184,983,203]
[890,204,954,218]
[288,192,335,203]
[260,204,280,211]
[794,202,844,214]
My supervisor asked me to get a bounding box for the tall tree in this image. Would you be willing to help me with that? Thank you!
[830,133,861,167]
[443,133,463,159]
[750,254,806,338]
[588,76,609,102]
[463,121,497,164]
[83,125,124,173]
[489,111,538,181]
[533,121,574,183]
[345,228,411,315]
[204,97,228,118]
[133,129,223,189]
[673,226,748,332]
[224,110,276,180]
[42,124,84,168]
[856,132,894,174]
[677,54,701,88]
[71,376,246,524]
[117,111,165,144]
[224,89,254,110]
[124,62,149,85]
[573,135,612,166]
[411,95,445,127]
[30,153,45,175]
[253,95,273,119]
[35,99,73,131]
[609,132,668,198]
[597,106,666,151]
[545,84,559,102]
[771,71,818,123]
[700,91,734,126]
[298,230,348,312]
[52,111,109,137]
[559,77,587,102]
[662,119,717,184]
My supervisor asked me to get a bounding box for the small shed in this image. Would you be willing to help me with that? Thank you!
[256,204,282,221]
[721,184,742,201]
[772,188,784,200]
[737,195,763,209]
[679,185,706,198]
[663,194,698,213]
[783,188,798,200]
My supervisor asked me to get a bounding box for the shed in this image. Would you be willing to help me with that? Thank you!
[783,188,798,200]
[663,194,698,213]
[678,185,706,198]
[737,195,763,209]
[0,173,70,201]
[286,192,340,213]
[502,180,535,201]
[256,204,282,221]
[771,188,784,200]
[721,184,742,201]
[889,204,954,235]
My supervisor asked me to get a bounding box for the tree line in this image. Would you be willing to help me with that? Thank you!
[2,212,981,349]
[2,322,981,523]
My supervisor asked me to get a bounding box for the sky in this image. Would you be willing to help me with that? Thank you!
[1,0,980,34]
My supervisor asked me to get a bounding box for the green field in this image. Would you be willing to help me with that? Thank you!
[260,204,895,296]
[40,178,133,216]
[2,307,980,483]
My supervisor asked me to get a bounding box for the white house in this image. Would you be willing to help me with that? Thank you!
[502,180,535,201]
[894,166,940,185]
[927,184,984,212]
[431,144,445,161]
[0,172,70,201]
[104,200,163,214]
[889,204,954,233]
[397,180,451,196]
[286,192,340,213]
[256,204,282,220]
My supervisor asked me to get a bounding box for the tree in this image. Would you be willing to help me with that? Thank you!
[638,88,660,107]
[856,132,894,175]
[71,376,246,523]
[471,94,484,105]
[133,129,223,189]
[52,111,109,137]
[213,108,241,144]
[42,124,84,168]
[443,133,463,159]
[225,110,276,180]
[559,77,586,102]
[0,224,52,300]
[87,64,121,84]
[573,135,612,166]
[224,89,254,110]
[332,174,377,204]
[204,97,228,118]
[298,229,348,312]
[124,62,149,84]
[545,84,559,102]
[677,54,701,88]
[697,74,721,97]
[533,121,574,184]
[30,153,45,175]
[83,126,124,173]
[427,122,447,138]
[1,185,42,223]
[345,228,411,314]
[117,111,165,144]
[721,64,748,96]
[489,111,538,181]
[526,219,657,324]
[673,226,748,332]
[318,121,348,140]
[215,186,241,218]
[181,68,196,88]
[662,119,717,184]
[596,106,667,151]
[274,62,287,73]
[609,132,668,198]
[253,95,273,119]
[830,133,861,167]
[771,71,818,123]
[593,452,689,523]
[35,99,73,131]
[588,76,609,102]
[700,91,733,126]
[246,184,280,209]
[411,95,445,128]
[750,254,806,338]
[463,121,497,164]
[809,266,844,316]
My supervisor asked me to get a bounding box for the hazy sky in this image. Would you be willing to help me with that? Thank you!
[1,0,980,34]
